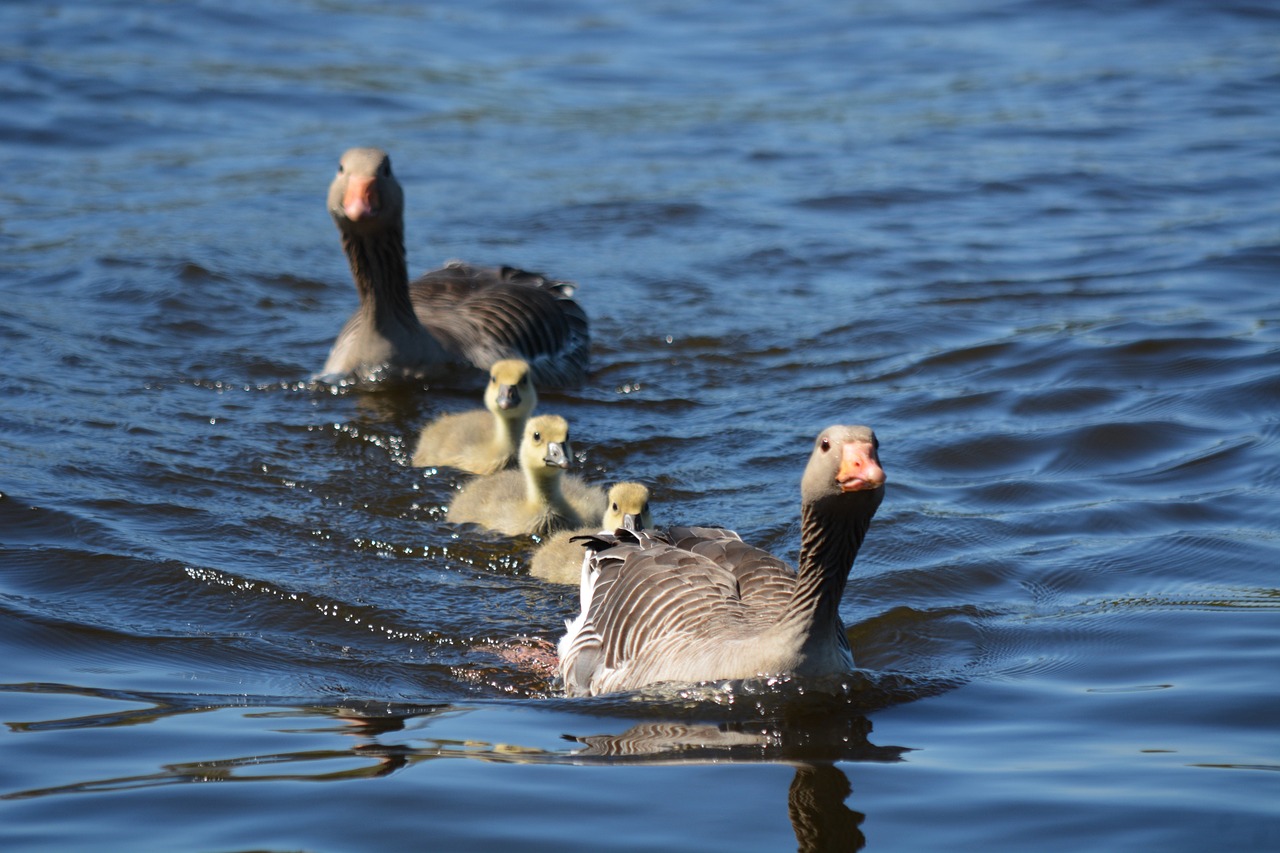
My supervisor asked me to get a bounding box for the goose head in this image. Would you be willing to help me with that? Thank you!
[484,359,538,420]
[602,482,652,532]
[801,424,886,520]
[328,147,404,237]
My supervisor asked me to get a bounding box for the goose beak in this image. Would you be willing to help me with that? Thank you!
[544,441,571,469]
[495,383,521,411]
[342,175,379,221]
[837,441,885,492]
[621,512,644,532]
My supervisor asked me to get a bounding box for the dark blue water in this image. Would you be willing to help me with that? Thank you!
[2,1,1278,850]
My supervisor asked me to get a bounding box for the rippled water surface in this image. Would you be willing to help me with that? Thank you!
[2,1,1279,850]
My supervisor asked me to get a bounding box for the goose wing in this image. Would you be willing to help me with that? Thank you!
[666,526,798,613]
[410,262,589,386]
[559,527,794,695]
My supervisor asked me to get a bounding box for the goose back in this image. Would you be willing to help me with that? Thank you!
[409,263,589,388]
[558,527,806,695]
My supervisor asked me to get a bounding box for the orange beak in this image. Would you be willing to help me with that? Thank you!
[342,175,379,221]
[836,441,885,492]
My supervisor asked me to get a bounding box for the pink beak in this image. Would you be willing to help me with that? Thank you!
[836,441,886,492]
[342,175,378,221]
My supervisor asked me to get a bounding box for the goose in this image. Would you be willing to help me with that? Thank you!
[411,358,536,474]
[530,482,653,585]
[557,424,885,697]
[448,414,605,537]
[317,147,590,386]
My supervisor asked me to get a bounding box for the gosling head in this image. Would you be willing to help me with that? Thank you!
[520,414,572,477]
[484,359,537,419]
[602,482,652,533]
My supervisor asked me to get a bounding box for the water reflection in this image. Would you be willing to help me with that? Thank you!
[563,714,906,765]
[559,711,905,851]
[790,764,867,853]
[2,681,903,850]
[562,716,901,851]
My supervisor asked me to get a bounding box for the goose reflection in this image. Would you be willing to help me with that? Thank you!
[563,715,905,852]
[790,764,867,853]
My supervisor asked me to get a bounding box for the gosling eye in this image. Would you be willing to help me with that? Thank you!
[611,502,619,512]
[532,431,541,442]
[337,161,345,174]
[820,437,831,453]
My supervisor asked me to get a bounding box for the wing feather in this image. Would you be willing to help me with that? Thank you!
[409,262,589,386]
[560,526,800,694]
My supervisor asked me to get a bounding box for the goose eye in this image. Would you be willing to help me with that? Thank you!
[820,438,831,452]
[611,502,619,512]
[532,431,541,442]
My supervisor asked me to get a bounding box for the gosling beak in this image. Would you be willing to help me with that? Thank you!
[543,440,571,469]
[495,383,521,411]
[837,441,886,492]
[342,175,379,221]
[621,512,644,532]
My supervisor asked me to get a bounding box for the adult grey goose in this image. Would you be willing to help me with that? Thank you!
[557,424,885,697]
[317,147,589,386]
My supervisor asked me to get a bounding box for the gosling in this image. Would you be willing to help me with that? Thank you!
[448,414,605,537]
[530,482,653,585]
[411,359,537,474]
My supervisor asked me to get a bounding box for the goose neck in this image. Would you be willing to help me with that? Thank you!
[784,501,872,633]
[493,411,527,458]
[524,463,572,520]
[340,223,417,331]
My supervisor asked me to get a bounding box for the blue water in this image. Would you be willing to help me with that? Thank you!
[2,1,1279,850]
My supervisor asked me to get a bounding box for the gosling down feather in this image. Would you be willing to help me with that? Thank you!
[317,147,590,386]
[530,482,653,585]
[448,414,605,537]
[412,358,537,474]
[557,424,885,697]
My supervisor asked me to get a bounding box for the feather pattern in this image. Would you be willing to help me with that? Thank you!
[558,425,885,696]
[318,148,589,387]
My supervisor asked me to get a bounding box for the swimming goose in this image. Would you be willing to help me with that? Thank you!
[448,414,605,537]
[317,147,590,386]
[411,359,537,474]
[557,424,885,697]
[530,482,653,585]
